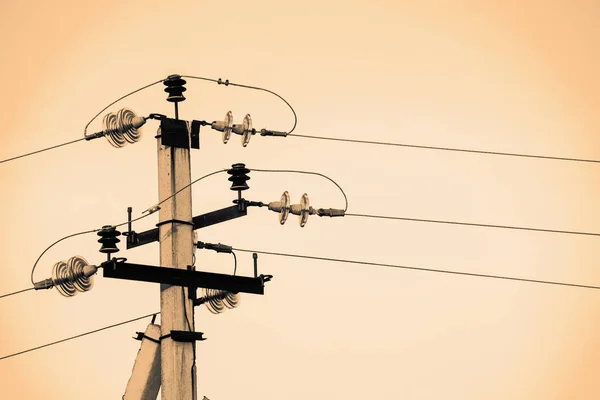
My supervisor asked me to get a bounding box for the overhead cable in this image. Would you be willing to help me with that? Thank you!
[344,213,600,238]
[0,138,86,165]
[233,247,600,291]
[0,287,34,300]
[288,133,600,164]
[0,312,159,361]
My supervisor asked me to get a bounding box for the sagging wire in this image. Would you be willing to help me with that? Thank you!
[182,75,298,135]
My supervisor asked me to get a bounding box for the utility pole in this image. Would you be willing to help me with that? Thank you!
[158,75,196,400]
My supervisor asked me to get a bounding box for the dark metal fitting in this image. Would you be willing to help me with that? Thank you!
[196,241,233,254]
[217,78,230,86]
[155,219,194,228]
[133,332,160,344]
[233,199,264,208]
[165,330,206,343]
[147,113,167,120]
[259,129,288,137]
[317,208,346,217]
[33,278,54,290]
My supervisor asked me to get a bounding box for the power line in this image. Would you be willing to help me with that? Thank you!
[1,79,165,166]
[233,247,600,291]
[250,168,349,211]
[0,312,159,361]
[183,75,298,134]
[30,168,231,285]
[288,133,600,164]
[0,287,34,299]
[83,78,165,137]
[345,213,600,238]
[0,137,86,165]
[30,229,100,285]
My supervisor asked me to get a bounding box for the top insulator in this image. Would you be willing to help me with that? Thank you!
[227,163,250,192]
[163,74,187,103]
[98,225,121,255]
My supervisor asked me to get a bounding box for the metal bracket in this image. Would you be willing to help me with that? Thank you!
[127,204,248,250]
[101,259,269,295]
[160,118,189,149]
[190,120,201,149]
[164,330,206,343]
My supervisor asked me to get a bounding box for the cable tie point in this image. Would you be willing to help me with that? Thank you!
[144,205,161,215]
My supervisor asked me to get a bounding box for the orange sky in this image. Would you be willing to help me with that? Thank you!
[1,0,600,399]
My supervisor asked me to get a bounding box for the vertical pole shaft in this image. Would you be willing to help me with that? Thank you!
[157,129,196,400]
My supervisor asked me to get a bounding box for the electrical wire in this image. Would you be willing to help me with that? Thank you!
[30,168,229,286]
[149,169,228,212]
[182,75,298,134]
[233,247,600,291]
[83,78,165,137]
[345,213,600,238]
[232,251,238,276]
[0,138,87,165]
[30,229,100,286]
[287,134,600,164]
[0,312,159,361]
[251,168,348,211]
[1,78,165,166]
[0,287,34,299]
[181,283,196,400]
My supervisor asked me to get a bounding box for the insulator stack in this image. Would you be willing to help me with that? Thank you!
[37,256,98,297]
[266,193,344,227]
[52,260,77,297]
[240,114,253,147]
[231,114,253,147]
[201,288,240,314]
[222,291,240,309]
[98,226,121,258]
[68,256,95,293]
[290,193,311,227]
[101,108,146,148]
[211,111,234,144]
[227,163,251,192]
[267,191,291,225]
[163,74,187,103]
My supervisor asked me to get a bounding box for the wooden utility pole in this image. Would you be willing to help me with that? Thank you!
[158,76,196,400]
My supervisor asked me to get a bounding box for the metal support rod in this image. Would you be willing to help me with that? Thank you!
[127,207,133,235]
[253,253,258,278]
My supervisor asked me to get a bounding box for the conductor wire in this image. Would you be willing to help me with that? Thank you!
[250,168,348,211]
[182,75,298,134]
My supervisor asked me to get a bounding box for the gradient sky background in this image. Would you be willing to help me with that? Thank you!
[1,0,600,399]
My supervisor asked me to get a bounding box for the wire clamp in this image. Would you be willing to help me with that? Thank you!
[156,219,194,228]
[133,332,160,344]
[160,330,206,343]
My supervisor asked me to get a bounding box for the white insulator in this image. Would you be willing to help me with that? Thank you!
[52,260,78,297]
[202,288,225,314]
[222,291,240,309]
[67,256,97,293]
[268,191,290,225]
[211,111,233,144]
[103,112,127,148]
[289,194,311,227]
[241,114,252,147]
[101,108,145,148]
[117,108,145,144]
